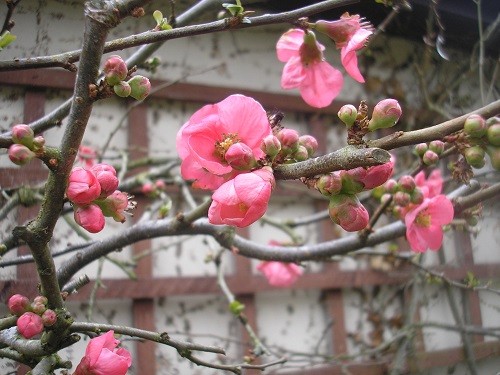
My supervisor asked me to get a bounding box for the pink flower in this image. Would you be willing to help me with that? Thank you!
[276,29,343,108]
[414,169,443,198]
[208,167,275,227]
[74,204,105,233]
[78,145,97,168]
[99,190,133,223]
[17,312,44,339]
[8,294,30,316]
[103,55,128,85]
[74,330,132,375]
[315,13,373,82]
[347,155,395,190]
[67,167,101,205]
[328,194,369,232]
[257,261,303,287]
[91,164,119,197]
[405,195,454,252]
[177,94,271,190]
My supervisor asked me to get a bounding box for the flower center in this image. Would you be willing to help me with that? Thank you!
[238,202,248,212]
[214,133,240,161]
[415,211,431,227]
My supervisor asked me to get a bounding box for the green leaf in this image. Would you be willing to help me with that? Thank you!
[0,31,16,49]
[229,300,245,315]
[153,10,164,25]
[222,3,244,16]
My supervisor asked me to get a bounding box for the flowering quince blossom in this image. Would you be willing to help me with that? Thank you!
[276,29,343,108]
[176,94,271,190]
[17,312,44,339]
[74,330,132,375]
[315,13,373,82]
[67,167,102,205]
[414,169,443,198]
[99,190,133,223]
[91,163,119,197]
[405,194,454,252]
[74,204,105,234]
[257,261,303,287]
[208,167,275,227]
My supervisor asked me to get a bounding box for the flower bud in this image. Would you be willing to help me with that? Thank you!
[394,191,411,206]
[359,161,394,190]
[8,294,30,316]
[367,99,402,132]
[74,204,105,233]
[410,187,425,205]
[328,194,369,232]
[380,193,392,204]
[127,75,151,101]
[155,180,166,190]
[485,146,500,171]
[429,140,445,155]
[422,150,439,166]
[314,14,366,48]
[17,312,44,339]
[486,116,500,127]
[67,167,101,205]
[32,136,46,151]
[33,296,48,306]
[298,135,318,157]
[414,143,428,157]
[384,179,398,193]
[91,164,119,197]
[463,114,487,138]
[487,124,500,146]
[277,128,299,154]
[398,175,416,192]
[113,81,131,98]
[464,146,486,169]
[261,134,281,159]
[99,190,131,223]
[141,182,155,195]
[31,301,46,315]
[337,104,358,127]
[41,309,57,327]
[11,124,34,148]
[316,173,342,196]
[104,55,128,85]
[341,169,365,194]
[293,145,309,161]
[8,144,35,165]
[224,143,257,170]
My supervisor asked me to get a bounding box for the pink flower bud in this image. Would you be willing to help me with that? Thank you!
[224,143,257,170]
[74,204,105,233]
[99,190,131,223]
[340,169,365,194]
[464,146,486,169]
[410,188,425,205]
[32,136,46,151]
[91,164,119,197]
[67,167,101,205]
[328,194,369,232]
[8,144,35,165]
[368,99,402,131]
[359,161,394,190]
[104,55,128,85]
[316,173,342,196]
[113,81,131,97]
[127,75,151,101]
[78,145,97,168]
[422,150,439,166]
[33,296,48,305]
[487,124,500,146]
[141,182,155,195]
[414,143,428,157]
[257,261,303,287]
[17,312,44,339]
[394,191,411,206]
[486,146,500,171]
[261,134,281,159]
[429,140,445,155]
[384,178,398,193]
[8,294,30,316]
[41,309,57,327]
[11,124,34,148]
[277,128,299,154]
[31,302,46,315]
[298,135,318,157]
[398,175,416,192]
[315,14,368,48]
[155,180,166,190]
[463,114,487,138]
[337,104,358,127]
[293,145,309,161]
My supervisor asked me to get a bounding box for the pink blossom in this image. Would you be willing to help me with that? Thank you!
[328,194,369,232]
[8,144,35,166]
[257,261,303,287]
[276,29,343,108]
[208,167,275,227]
[8,294,30,316]
[67,167,101,205]
[177,94,271,190]
[91,163,119,197]
[414,169,443,198]
[17,312,44,339]
[99,190,133,223]
[405,195,454,252]
[347,156,395,190]
[74,204,105,233]
[78,145,97,168]
[74,330,132,375]
[315,13,373,83]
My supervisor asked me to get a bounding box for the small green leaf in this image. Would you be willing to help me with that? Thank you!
[153,10,164,25]
[0,31,16,49]
[222,3,244,16]
[229,300,245,315]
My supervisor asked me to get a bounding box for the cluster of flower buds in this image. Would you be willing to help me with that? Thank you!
[338,99,402,133]
[262,128,319,165]
[7,294,57,339]
[461,114,500,170]
[8,124,45,166]
[141,179,167,197]
[103,55,151,101]
[66,164,135,233]
[313,157,394,231]
[414,140,445,166]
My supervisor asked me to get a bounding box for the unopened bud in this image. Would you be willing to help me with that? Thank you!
[298,135,318,157]
[464,114,487,138]
[328,194,369,232]
[8,144,35,165]
[338,104,358,127]
[410,188,424,205]
[261,134,281,159]
[74,204,105,233]
[113,81,131,97]
[398,175,416,192]
[32,136,45,151]
[225,143,257,170]
[8,294,30,316]
[316,173,342,196]
[104,55,128,85]
[414,143,428,157]
[485,146,500,171]
[31,301,46,315]
[128,75,151,101]
[429,140,445,155]
[277,128,299,154]
[33,296,48,306]
[41,309,57,327]
[422,150,439,166]
[341,170,365,194]
[293,145,309,161]
[368,99,402,131]
[464,146,486,169]
[17,312,44,339]
[384,178,398,193]
[11,124,34,148]
[487,124,500,146]
[394,191,411,206]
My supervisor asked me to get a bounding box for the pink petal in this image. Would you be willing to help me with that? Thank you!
[426,195,454,225]
[406,225,429,252]
[340,28,371,83]
[276,29,305,62]
[300,61,343,108]
[281,56,306,89]
[418,225,444,251]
